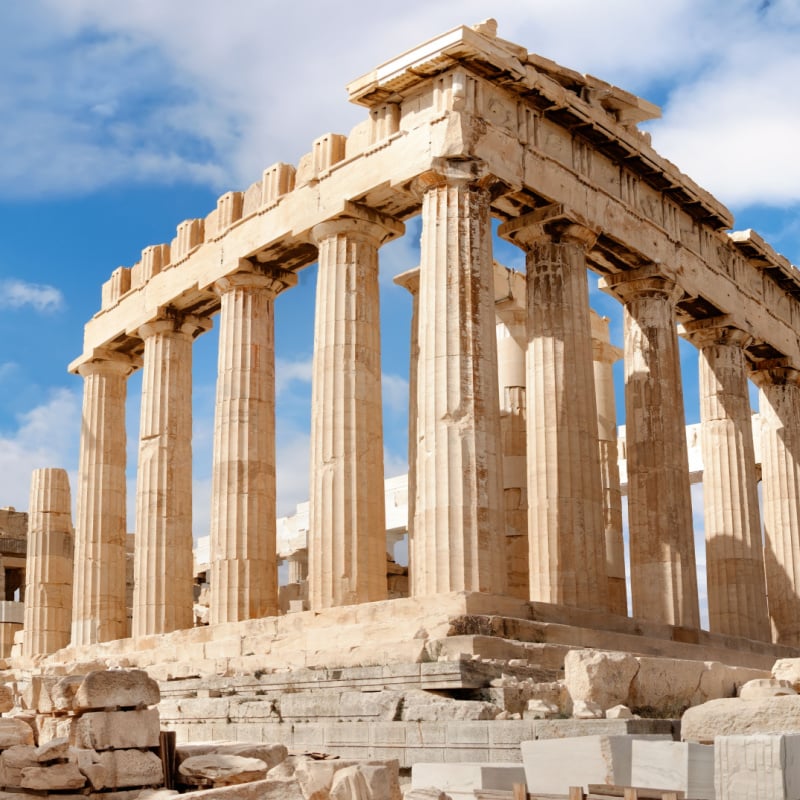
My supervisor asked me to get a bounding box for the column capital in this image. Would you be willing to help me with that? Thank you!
[75,349,140,378]
[498,204,598,251]
[138,310,212,342]
[393,266,420,296]
[214,260,298,298]
[681,316,753,350]
[412,157,497,197]
[750,359,800,389]
[310,201,404,247]
[599,264,682,305]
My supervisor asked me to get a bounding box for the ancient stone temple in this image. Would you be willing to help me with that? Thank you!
[16,22,800,764]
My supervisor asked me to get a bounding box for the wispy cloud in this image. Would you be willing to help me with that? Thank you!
[0,279,64,312]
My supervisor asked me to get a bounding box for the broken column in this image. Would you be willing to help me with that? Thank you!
[500,209,607,611]
[601,266,699,628]
[752,364,800,645]
[495,270,529,600]
[308,205,403,608]
[394,267,420,586]
[23,468,74,658]
[412,159,506,595]
[133,313,210,637]
[684,318,769,641]
[208,261,296,624]
[591,314,627,616]
[72,352,137,646]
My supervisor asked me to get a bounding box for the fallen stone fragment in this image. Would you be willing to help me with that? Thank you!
[605,704,634,719]
[70,708,160,750]
[76,748,164,790]
[739,678,796,700]
[179,754,268,787]
[21,760,87,791]
[682,696,800,744]
[0,744,39,787]
[0,683,14,713]
[73,669,160,711]
[36,736,70,762]
[564,650,638,710]
[573,699,604,719]
[177,741,288,771]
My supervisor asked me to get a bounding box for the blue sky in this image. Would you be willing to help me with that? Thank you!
[1,1,799,620]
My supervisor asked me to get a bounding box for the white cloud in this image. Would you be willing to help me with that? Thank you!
[0,279,64,312]
[275,357,313,397]
[382,373,409,415]
[0,388,81,512]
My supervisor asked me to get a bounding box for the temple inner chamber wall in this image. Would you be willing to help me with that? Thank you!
[20,21,800,661]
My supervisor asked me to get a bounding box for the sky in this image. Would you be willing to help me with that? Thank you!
[1,1,799,624]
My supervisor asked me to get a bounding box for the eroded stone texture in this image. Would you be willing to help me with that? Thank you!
[682,696,800,743]
[501,212,607,611]
[23,468,73,658]
[134,315,210,637]
[73,669,160,711]
[412,160,506,596]
[208,263,296,624]
[73,354,137,646]
[715,734,800,800]
[308,208,402,609]
[752,366,800,646]
[684,319,769,641]
[601,267,699,628]
[70,708,160,750]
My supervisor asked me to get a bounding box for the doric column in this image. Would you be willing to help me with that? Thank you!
[308,205,404,609]
[591,314,627,616]
[287,549,308,584]
[412,159,506,596]
[72,351,138,645]
[133,313,210,637]
[752,363,800,645]
[208,262,296,625]
[500,208,607,611]
[393,267,420,587]
[600,266,699,628]
[23,468,73,657]
[683,319,769,640]
[495,294,529,599]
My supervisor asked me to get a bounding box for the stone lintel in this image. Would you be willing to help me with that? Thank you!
[498,204,598,250]
[750,359,800,388]
[136,309,212,341]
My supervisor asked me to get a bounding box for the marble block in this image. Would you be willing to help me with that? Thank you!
[631,740,714,800]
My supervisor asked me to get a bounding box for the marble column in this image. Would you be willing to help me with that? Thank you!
[600,267,699,628]
[23,468,73,658]
[683,319,769,640]
[393,267,420,588]
[133,313,210,637]
[308,207,403,609]
[412,159,506,596]
[591,314,627,616]
[208,263,296,625]
[287,549,308,584]
[72,352,138,645]
[752,364,800,645]
[500,212,607,611]
[495,298,529,599]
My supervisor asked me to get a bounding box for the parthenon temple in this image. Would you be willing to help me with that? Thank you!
[17,20,800,678]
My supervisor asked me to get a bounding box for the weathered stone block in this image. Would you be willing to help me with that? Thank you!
[564,649,638,710]
[682,696,800,743]
[73,669,160,711]
[630,740,714,800]
[0,683,14,713]
[739,678,796,699]
[76,748,164,790]
[70,708,160,751]
[0,718,35,748]
[412,762,526,796]
[176,742,287,771]
[715,734,800,800]
[0,744,38,787]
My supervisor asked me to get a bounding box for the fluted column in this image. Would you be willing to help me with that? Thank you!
[500,210,607,611]
[209,262,297,625]
[393,267,420,587]
[752,364,800,645]
[683,319,769,640]
[600,267,699,628]
[72,352,137,645]
[308,206,403,609]
[23,468,73,658]
[495,298,528,599]
[412,159,506,596]
[591,314,627,615]
[133,313,210,637]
